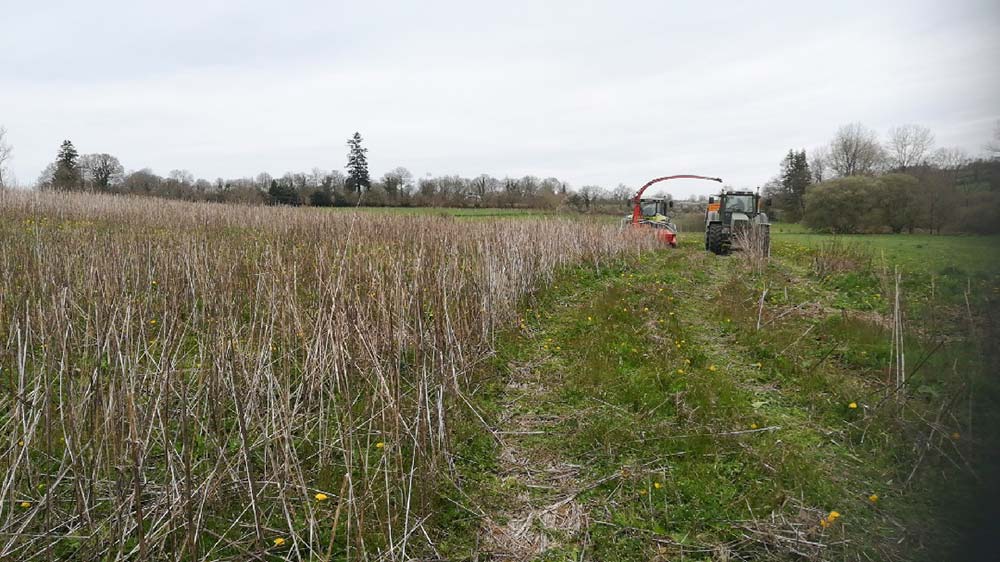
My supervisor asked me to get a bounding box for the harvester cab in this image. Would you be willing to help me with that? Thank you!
[704,189,771,255]
[625,196,678,246]
[638,197,674,219]
[625,175,723,248]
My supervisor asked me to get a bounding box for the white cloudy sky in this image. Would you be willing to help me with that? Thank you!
[2,0,998,197]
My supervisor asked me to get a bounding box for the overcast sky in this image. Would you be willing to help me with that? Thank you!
[2,0,998,197]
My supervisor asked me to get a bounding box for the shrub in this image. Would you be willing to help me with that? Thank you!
[803,176,881,233]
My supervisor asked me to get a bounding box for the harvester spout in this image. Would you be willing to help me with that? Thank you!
[630,175,723,225]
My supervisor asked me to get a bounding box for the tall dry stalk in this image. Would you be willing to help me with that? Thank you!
[889,267,906,394]
[0,190,657,560]
[732,226,769,276]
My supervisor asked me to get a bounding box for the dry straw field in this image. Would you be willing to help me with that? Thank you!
[0,190,656,560]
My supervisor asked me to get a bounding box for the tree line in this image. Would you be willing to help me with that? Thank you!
[765,122,1000,234]
[5,122,999,233]
[12,130,712,212]
[26,132,586,209]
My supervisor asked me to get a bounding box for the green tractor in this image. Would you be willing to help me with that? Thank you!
[704,189,771,256]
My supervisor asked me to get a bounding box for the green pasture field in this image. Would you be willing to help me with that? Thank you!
[442,222,998,561]
[772,222,1000,281]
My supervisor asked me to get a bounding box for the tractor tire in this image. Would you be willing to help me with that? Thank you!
[707,223,725,255]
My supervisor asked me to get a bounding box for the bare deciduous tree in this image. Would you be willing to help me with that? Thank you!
[168,169,195,185]
[308,167,328,189]
[255,172,273,190]
[36,162,57,189]
[611,183,632,202]
[986,120,1000,160]
[81,153,125,191]
[808,147,828,184]
[827,122,885,177]
[470,174,499,198]
[887,124,934,169]
[382,167,414,195]
[0,126,12,188]
[931,147,970,170]
[579,185,605,211]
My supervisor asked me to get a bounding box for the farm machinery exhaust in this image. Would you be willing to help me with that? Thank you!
[623,175,771,255]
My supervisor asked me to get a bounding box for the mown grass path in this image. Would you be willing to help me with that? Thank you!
[442,237,993,561]
[478,345,590,558]
[470,245,787,560]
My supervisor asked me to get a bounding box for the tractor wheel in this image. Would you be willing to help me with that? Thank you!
[707,223,725,255]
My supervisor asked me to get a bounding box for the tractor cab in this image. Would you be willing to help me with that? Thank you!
[705,189,771,255]
[708,191,763,222]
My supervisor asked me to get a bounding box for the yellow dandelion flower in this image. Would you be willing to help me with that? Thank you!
[17,440,24,447]
[273,537,286,546]
[819,517,829,528]
[150,319,157,325]
[868,494,878,503]
[587,316,592,322]
[315,493,329,501]
[708,365,717,372]
[828,510,841,521]
[750,423,758,430]
[676,369,685,374]
[375,442,385,449]
[20,501,31,508]
[848,402,858,409]
[643,307,649,312]
[654,482,662,489]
